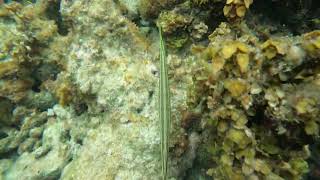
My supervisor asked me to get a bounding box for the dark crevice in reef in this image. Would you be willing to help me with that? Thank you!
[0,148,18,159]
[247,104,268,128]
[32,62,61,83]
[46,0,70,36]
[307,142,320,179]
[201,3,226,34]
[31,79,41,93]
[250,0,320,35]
[282,60,320,84]
[184,146,213,180]
[40,168,63,180]
[277,125,314,150]
[0,131,8,139]
[74,102,88,116]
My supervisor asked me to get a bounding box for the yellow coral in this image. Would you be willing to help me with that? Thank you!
[207,42,250,76]
[236,53,249,73]
[226,128,250,148]
[224,79,248,97]
[236,42,250,53]
[224,0,253,20]
[305,120,319,135]
[302,30,320,58]
[236,5,246,17]
[253,159,272,175]
[231,110,248,127]
[212,56,225,75]
[221,154,234,166]
[222,41,249,59]
[222,43,238,59]
[295,98,316,114]
[262,39,287,59]
[244,0,253,8]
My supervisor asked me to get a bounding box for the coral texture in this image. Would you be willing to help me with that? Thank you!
[190,22,320,179]
[0,0,319,179]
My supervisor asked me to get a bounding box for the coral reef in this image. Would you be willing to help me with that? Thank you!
[0,1,77,179]
[0,1,56,140]
[0,0,319,179]
[189,22,320,179]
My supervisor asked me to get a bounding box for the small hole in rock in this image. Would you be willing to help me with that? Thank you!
[75,103,88,116]
[31,81,41,93]
[76,138,83,146]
